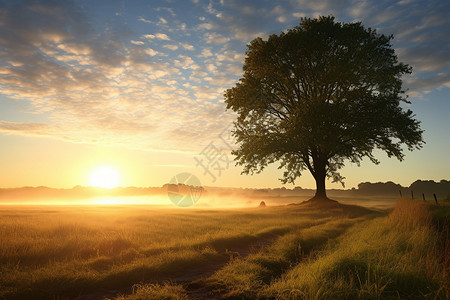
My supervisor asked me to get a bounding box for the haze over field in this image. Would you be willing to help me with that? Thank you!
[0,180,448,210]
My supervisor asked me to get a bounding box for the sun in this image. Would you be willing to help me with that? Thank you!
[89,166,120,189]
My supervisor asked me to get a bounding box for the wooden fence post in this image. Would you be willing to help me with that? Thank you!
[422,193,426,202]
[411,190,414,200]
[399,190,402,198]
[433,193,438,205]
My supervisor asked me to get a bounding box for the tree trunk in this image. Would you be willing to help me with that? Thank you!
[314,170,327,200]
[306,170,339,206]
[310,152,328,200]
[304,155,339,206]
[301,153,339,207]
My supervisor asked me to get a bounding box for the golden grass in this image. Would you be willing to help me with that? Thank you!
[1,199,446,299]
[114,282,189,300]
[0,204,358,299]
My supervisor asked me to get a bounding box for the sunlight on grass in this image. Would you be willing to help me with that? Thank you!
[0,205,343,299]
[115,282,188,300]
[0,199,447,299]
[206,217,367,299]
[264,199,449,299]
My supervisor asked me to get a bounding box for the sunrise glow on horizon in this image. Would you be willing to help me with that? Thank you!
[0,0,448,190]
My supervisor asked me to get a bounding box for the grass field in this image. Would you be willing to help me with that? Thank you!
[0,197,448,299]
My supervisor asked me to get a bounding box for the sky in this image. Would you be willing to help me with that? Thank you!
[0,0,449,190]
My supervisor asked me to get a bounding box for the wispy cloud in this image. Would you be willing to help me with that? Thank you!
[138,17,152,23]
[163,44,179,51]
[204,32,230,44]
[0,121,59,137]
[180,43,195,51]
[130,40,144,45]
[142,33,171,40]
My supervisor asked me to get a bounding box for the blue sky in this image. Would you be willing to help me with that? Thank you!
[0,0,449,189]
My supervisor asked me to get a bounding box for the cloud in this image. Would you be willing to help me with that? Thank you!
[205,64,217,73]
[202,1,277,42]
[173,55,199,70]
[216,50,244,63]
[200,48,213,57]
[292,12,306,19]
[130,40,144,45]
[155,33,170,40]
[180,43,195,51]
[274,0,450,94]
[271,5,286,23]
[296,0,348,11]
[155,7,176,17]
[138,17,152,23]
[398,45,450,72]
[198,23,218,30]
[144,48,159,56]
[0,0,448,153]
[142,33,170,40]
[204,32,230,44]
[350,0,450,92]
[0,0,234,152]
[406,73,450,94]
[0,121,59,137]
[163,44,179,51]
[204,76,236,87]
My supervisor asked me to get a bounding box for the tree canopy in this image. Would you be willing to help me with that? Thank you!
[225,16,424,202]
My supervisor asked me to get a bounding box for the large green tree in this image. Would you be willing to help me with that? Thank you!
[225,16,424,202]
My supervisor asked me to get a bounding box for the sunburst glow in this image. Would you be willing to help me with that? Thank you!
[89,166,120,189]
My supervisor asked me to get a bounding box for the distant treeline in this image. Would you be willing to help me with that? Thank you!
[356,180,450,198]
[206,180,450,200]
[0,180,448,200]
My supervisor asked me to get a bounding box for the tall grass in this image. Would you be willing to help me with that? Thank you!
[265,199,449,299]
[206,217,366,299]
[114,282,189,300]
[0,204,346,299]
[2,199,445,299]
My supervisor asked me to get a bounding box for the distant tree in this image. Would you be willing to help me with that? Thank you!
[225,16,424,203]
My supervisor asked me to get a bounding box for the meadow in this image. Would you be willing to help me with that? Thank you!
[0,197,448,299]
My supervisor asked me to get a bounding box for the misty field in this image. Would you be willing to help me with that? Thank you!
[0,198,448,299]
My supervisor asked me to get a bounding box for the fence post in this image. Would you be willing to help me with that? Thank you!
[411,190,414,200]
[422,193,426,202]
[433,193,438,205]
[399,190,402,198]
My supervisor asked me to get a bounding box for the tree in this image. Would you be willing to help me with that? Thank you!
[225,16,424,203]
